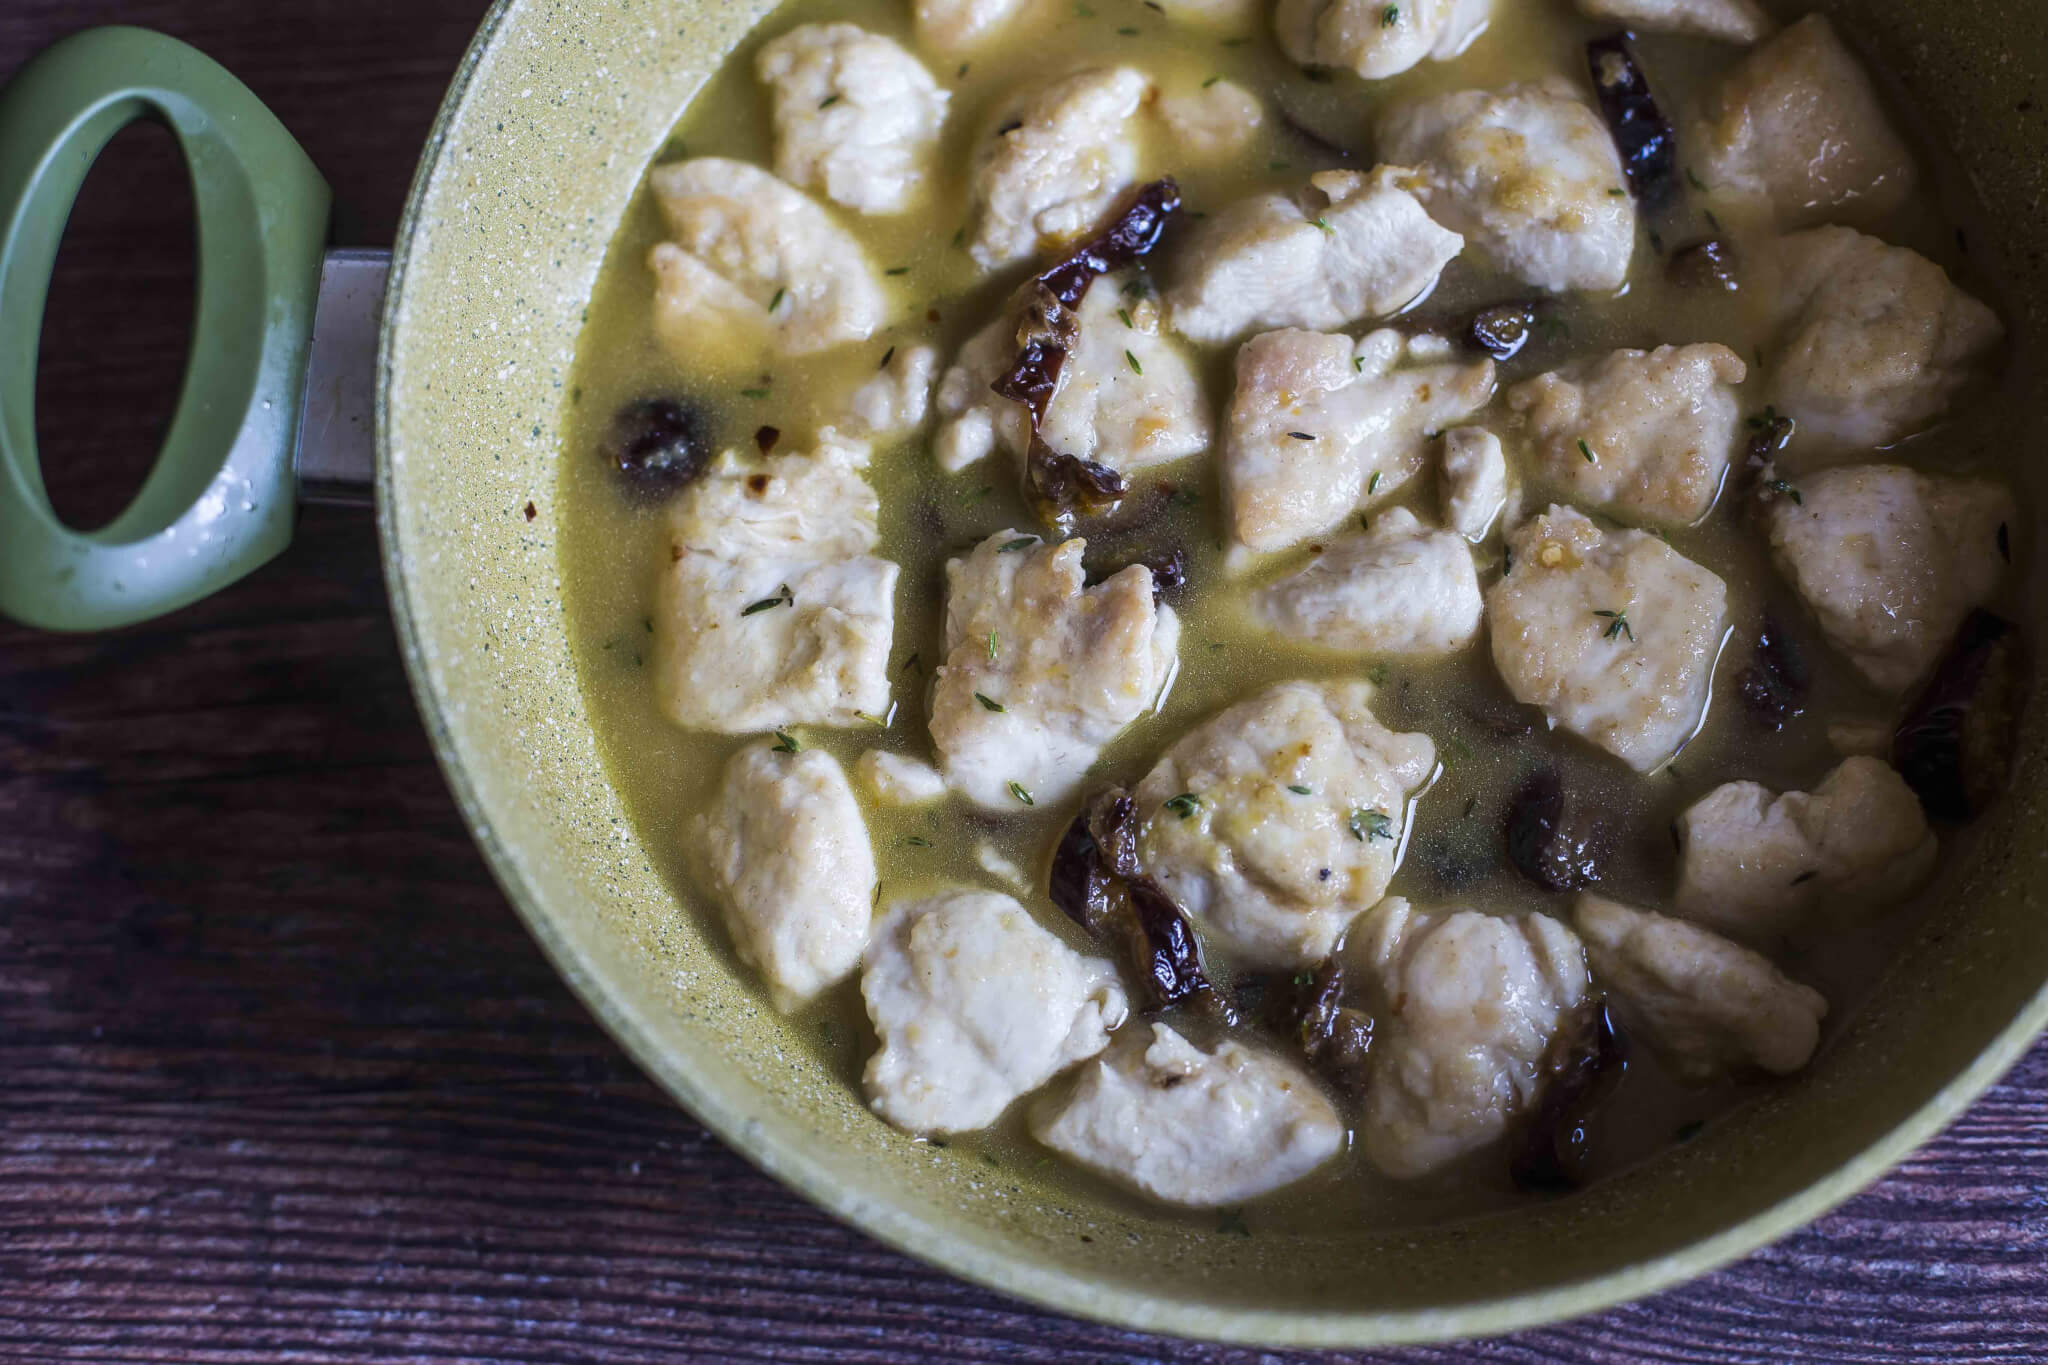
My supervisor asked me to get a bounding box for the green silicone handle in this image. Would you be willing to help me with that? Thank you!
[0,27,330,631]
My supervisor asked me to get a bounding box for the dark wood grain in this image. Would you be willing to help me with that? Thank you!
[3,3,2046,1360]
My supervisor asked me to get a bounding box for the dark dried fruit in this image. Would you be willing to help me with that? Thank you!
[1033,178,1182,308]
[1668,238,1738,291]
[1893,610,2024,820]
[1264,959,1374,1096]
[1587,34,1677,205]
[991,283,1082,426]
[1736,617,1808,731]
[603,397,713,500]
[1024,442,1127,531]
[1051,786,1231,1020]
[1086,541,1188,604]
[1469,303,1538,361]
[1743,406,1796,471]
[1512,999,1629,1192]
[1505,768,1611,892]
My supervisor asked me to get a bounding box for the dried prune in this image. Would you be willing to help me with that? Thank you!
[1736,616,1808,731]
[1049,811,1117,937]
[603,397,712,500]
[1668,238,1738,291]
[1033,178,1182,308]
[991,284,1081,426]
[1024,442,1127,531]
[1894,609,2024,820]
[1512,999,1629,1192]
[1265,959,1374,1097]
[1086,541,1188,604]
[1126,878,1226,1015]
[1469,303,1538,361]
[1587,34,1677,205]
[1504,768,1611,892]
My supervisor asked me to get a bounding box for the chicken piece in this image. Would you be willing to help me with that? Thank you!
[1378,78,1635,293]
[1575,894,1827,1082]
[649,158,887,363]
[1489,506,1729,771]
[652,441,897,732]
[1507,344,1748,526]
[857,749,948,805]
[1133,679,1437,967]
[1575,0,1769,41]
[1764,464,2013,693]
[1253,507,1483,655]
[696,741,877,1011]
[1031,1023,1344,1206]
[1358,900,1588,1178]
[1166,167,1465,345]
[1674,756,1937,940]
[967,68,1149,272]
[1439,426,1507,542]
[1763,228,2003,454]
[933,273,1208,474]
[1224,328,1494,554]
[1275,0,1491,81]
[862,890,1129,1134]
[1153,78,1264,162]
[914,0,1031,56]
[841,343,939,438]
[1688,15,1915,228]
[755,24,950,216]
[930,532,1179,811]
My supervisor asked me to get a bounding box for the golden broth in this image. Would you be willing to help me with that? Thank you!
[555,0,2030,1231]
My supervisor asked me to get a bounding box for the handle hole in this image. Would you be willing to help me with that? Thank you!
[34,119,197,533]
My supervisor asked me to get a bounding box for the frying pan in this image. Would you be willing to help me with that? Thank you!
[2,5,2045,1347]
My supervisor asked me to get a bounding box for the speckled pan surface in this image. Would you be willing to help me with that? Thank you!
[375,0,2048,1345]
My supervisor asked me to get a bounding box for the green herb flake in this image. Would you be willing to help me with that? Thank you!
[771,730,801,753]
[1766,478,1803,506]
[1367,471,1381,496]
[1268,159,1291,171]
[1125,349,1143,375]
[1608,187,1626,196]
[1117,306,1134,328]
[1312,215,1334,233]
[1353,354,1365,372]
[951,226,966,248]
[957,62,970,77]
[986,630,999,662]
[1357,512,1371,533]
[885,265,911,276]
[740,386,771,399]
[1578,438,1597,463]
[901,835,933,848]
[1164,792,1202,820]
[1008,781,1036,806]
[975,692,1006,712]
[879,345,896,369]
[1288,430,1316,441]
[991,537,1038,557]
[1380,3,1399,24]
[1349,807,1394,842]
[818,93,841,109]
[1202,74,1222,87]
[768,286,786,312]
[1593,608,1635,643]
[1367,662,1390,686]
[741,584,795,616]
[1117,25,1140,35]
[1685,168,1707,192]
[1287,784,1313,796]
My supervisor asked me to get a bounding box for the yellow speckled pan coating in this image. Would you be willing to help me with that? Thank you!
[375,0,2048,1345]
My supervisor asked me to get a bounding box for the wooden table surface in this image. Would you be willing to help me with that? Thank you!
[3,2,2046,1360]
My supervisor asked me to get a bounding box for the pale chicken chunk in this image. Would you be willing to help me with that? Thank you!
[1166,167,1465,344]
[1440,426,1507,542]
[1763,228,2004,454]
[1225,328,1494,554]
[1489,506,1729,771]
[930,532,1179,811]
[1576,894,1827,1082]
[934,274,1208,474]
[1358,900,1589,1178]
[1154,79,1263,162]
[841,343,939,438]
[968,68,1149,272]
[1507,344,1748,526]
[1378,78,1635,293]
[1275,0,1490,81]
[756,24,950,215]
[1674,757,1937,940]
[1764,464,2013,693]
[697,742,877,1011]
[649,158,886,363]
[1031,1024,1344,1206]
[653,442,897,732]
[1253,507,1484,655]
[862,890,1128,1134]
[1576,0,1769,41]
[1133,680,1437,967]
[857,749,948,805]
[914,0,1030,57]
[1689,15,1915,227]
